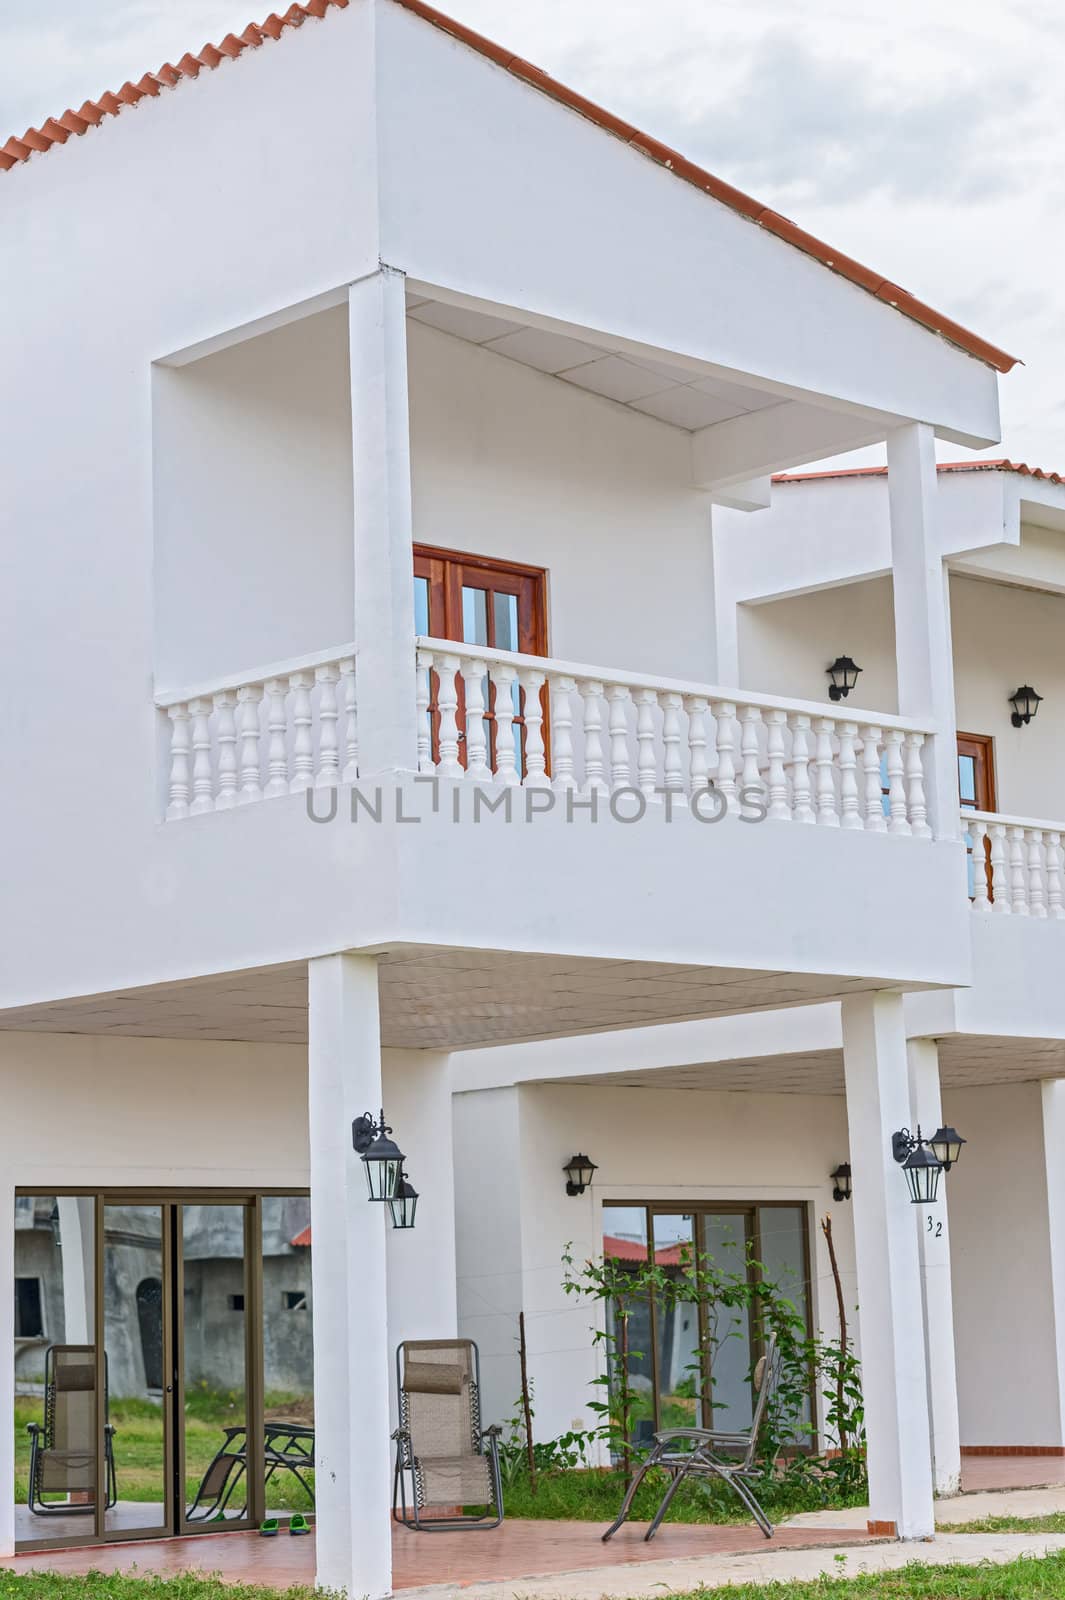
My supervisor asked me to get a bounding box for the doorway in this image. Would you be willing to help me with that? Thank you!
[14,1190,314,1552]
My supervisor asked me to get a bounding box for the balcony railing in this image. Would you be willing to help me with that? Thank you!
[156,637,936,833]
[964,809,1065,917]
[157,644,356,819]
[416,639,935,832]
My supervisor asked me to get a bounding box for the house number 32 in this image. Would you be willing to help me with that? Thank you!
[926,1215,943,1237]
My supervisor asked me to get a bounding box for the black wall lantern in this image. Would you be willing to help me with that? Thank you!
[830,1162,852,1203]
[352,1108,405,1202]
[388,1170,419,1230]
[1010,685,1043,727]
[564,1153,598,1196]
[891,1124,966,1205]
[827,657,863,701]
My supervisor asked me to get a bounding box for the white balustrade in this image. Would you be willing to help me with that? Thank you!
[413,637,935,832]
[157,645,356,818]
[963,808,1065,918]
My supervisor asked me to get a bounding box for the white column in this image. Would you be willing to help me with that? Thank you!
[0,1172,13,1556]
[887,423,958,842]
[57,1196,95,1344]
[842,992,934,1538]
[908,1039,961,1495]
[309,954,392,1600]
[1040,1081,1065,1449]
[350,266,419,777]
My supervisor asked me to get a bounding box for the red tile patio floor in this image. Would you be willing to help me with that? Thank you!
[1,1520,873,1591]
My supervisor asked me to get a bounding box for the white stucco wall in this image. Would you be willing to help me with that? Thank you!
[951,572,1065,820]
[737,576,899,713]
[945,1081,1062,1448]
[454,1081,856,1442]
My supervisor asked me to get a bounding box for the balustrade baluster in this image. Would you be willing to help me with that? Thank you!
[461,660,492,782]
[739,705,763,808]
[166,703,191,820]
[837,721,860,829]
[339,656,358,783]
[550,676,577,791]
[288,671,314,792]
[314,663,340,788]
[990,823,1010,913]
[884,729,909,835]
[859,727,886,832]
[213,690,238,810]
[812,716,838,826]
[188,697,214,815]
[607,685,633,790]
[435,655,463,778]
[684,695,709,793]
[711,701,738,812]
[493,662,520,787]
[518,669,548,787]
[764,709,790,820]
[415,649,434,776]
[968,819,990,911]
[1008,824,1028,914]
[659,691,685,802]
[904,731,930,837]
[1048,832,1064,920]
[1027,828,1047,918]
[579,680,609,795]
[264,678,289,798]
[634,689,659,797]
[787,713,814,824]
[236,685,263,804]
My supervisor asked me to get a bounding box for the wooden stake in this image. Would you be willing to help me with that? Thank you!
[518,1310,537,1493]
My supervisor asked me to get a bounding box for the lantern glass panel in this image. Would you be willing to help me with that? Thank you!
[903,1151,941,1205]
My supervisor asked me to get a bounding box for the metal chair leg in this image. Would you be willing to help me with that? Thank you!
[602,1453,659,1542]
[645,1459,698,1541]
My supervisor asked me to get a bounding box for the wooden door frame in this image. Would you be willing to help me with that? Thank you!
[412,543,549,655]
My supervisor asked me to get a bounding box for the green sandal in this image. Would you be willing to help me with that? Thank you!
[259,1518,280,1537]
[289,1513,312,1536]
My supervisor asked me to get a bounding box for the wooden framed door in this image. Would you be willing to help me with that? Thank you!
[413,545,548,774]
[958,732,996,901]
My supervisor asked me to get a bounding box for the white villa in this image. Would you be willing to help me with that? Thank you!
[4,0,1058,1594]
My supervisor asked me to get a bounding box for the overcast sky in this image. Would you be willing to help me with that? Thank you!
[3,0,1062,469]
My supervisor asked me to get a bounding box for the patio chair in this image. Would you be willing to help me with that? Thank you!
[186,1420,316,1522]
[392,1338,503,1532]
[602,1335,783,1542]
[26,1344,117,1516]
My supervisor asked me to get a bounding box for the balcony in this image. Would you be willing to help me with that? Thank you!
[159,637,936,832]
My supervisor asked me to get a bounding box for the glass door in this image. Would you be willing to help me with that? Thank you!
[98,1201,173,1539]
[176,1202,255,1533]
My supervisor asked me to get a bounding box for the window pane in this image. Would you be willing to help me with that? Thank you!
[181,1203,248,1525]
[261,1197,315,1524]
[601,1207,654,1449]
[461,587,489,646]
[756,1205,811,1438]
[701,1214,753,1431]
[958,754,976,806]
[413,575,430,637]
[493,591,519,652]
[103,1203,167,1535]
[652,1214,703,1429]
[15,1196,97,1536]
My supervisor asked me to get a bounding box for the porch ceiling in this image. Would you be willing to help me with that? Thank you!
[406,291,787,434]
[553,1034,1065,1095]
[0,951,891,1050]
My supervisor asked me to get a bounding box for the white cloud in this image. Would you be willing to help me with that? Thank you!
[2,0,1062,466]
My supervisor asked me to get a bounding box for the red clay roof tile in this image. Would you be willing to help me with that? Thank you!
[2,0,1018,377]
[774,460,1065,486]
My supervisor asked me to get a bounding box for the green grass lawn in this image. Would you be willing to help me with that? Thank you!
[15,1392,314,1515]
[502,1464,865,1525]
[0,1579,325,1599]
[937,1512,1065,1533]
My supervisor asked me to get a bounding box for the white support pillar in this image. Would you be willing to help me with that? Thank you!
[907,1039,961,1495]
[309,953,392,1600]
[887,423,958,842]
[349,265,419,778]
[57,1196,95,1345]
[1040,1081,1065,1449]
[0,1174,13,1557]
[842,992,934,1538]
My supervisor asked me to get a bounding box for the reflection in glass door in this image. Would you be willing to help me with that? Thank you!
[178,1203,253,1531]
[100,1202,172,1538]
